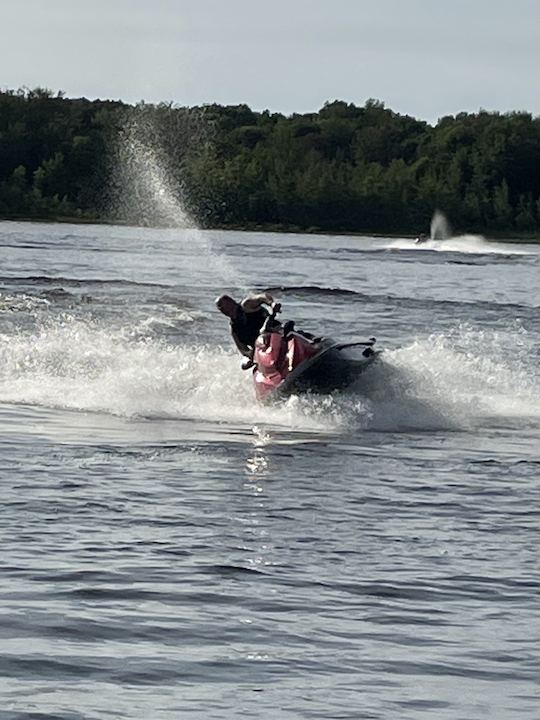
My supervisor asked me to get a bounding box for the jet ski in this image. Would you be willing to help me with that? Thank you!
[251,305,380,402]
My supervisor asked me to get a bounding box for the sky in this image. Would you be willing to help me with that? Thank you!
[1,0,539,123]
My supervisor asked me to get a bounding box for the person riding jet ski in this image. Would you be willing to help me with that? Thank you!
[215,292,280,367]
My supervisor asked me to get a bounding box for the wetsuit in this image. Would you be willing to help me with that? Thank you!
[230,305,269,350]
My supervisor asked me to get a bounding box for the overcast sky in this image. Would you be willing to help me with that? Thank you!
[2,0,538,122]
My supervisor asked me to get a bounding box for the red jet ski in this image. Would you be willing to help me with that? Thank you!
[252,305,380,402]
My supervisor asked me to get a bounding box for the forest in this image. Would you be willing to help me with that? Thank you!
[1,88,539,235]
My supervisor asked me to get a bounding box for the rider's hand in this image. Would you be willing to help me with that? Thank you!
[272,302,282,314]
[241,358,255,370]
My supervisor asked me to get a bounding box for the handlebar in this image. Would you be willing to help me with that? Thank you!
[260,302,282,333]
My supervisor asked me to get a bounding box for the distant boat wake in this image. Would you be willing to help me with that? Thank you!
[386,209,536,255]
[386,234,536,256]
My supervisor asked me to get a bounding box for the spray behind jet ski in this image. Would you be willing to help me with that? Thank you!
[415,210,453,244]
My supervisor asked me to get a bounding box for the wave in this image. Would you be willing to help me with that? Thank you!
[0,317,334,431]
[364,326,540,431]
[266,285,537,313]
[0,292,52,313]
[0,317,538,434]
[385,234,538,256]
[0,274,170,289]
[3,283,535,320]
[265,284,359,297]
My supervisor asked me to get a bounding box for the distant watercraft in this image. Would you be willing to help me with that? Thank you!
[415,210,452,245]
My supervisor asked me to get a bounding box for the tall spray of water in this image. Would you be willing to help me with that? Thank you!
[108,106,241,288]
[423,210,521,254]
[430,210,452,240]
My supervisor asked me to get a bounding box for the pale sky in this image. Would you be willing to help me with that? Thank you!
[1,0,538,122]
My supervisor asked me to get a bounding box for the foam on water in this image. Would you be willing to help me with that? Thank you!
[387,210,537,255]
[0,317,538,434]
[374,325,540,430]
[0,292,51,312]
[387,234,536,255]
[0,317,342,431]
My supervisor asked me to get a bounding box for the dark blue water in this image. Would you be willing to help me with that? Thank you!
[0,221,539,719]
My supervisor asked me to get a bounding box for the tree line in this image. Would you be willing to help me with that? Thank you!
[1,88,539,235]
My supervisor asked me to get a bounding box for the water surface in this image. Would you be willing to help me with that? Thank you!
[0,221,538,719]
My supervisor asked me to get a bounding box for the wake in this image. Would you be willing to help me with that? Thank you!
[386,234,537,256]
[0,317,538,434]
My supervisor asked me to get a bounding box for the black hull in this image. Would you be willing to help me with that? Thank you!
[274,340,380,398]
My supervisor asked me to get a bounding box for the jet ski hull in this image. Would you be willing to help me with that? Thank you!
[253,333,380,402]
[276,341,380,397]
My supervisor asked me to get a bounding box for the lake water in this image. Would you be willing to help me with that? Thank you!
[0,221,538,719]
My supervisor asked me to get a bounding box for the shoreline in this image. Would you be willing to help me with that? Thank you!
[0,214,538,244]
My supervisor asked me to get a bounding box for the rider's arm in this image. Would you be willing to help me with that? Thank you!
[231,330,253,358]
[240,292,274,313]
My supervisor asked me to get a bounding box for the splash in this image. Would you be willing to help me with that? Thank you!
[0,317,341,431]
[0,292,50,313]
[388,209,537,254]
[422,209,536,254]
[428,234,535,255]
[371,325,540,430]
[110,117,191,228]
[430,210,452,240]
[388,220,537,256]
[388,234,536,255]
[108,111,241,288]
[0,317,538,434]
